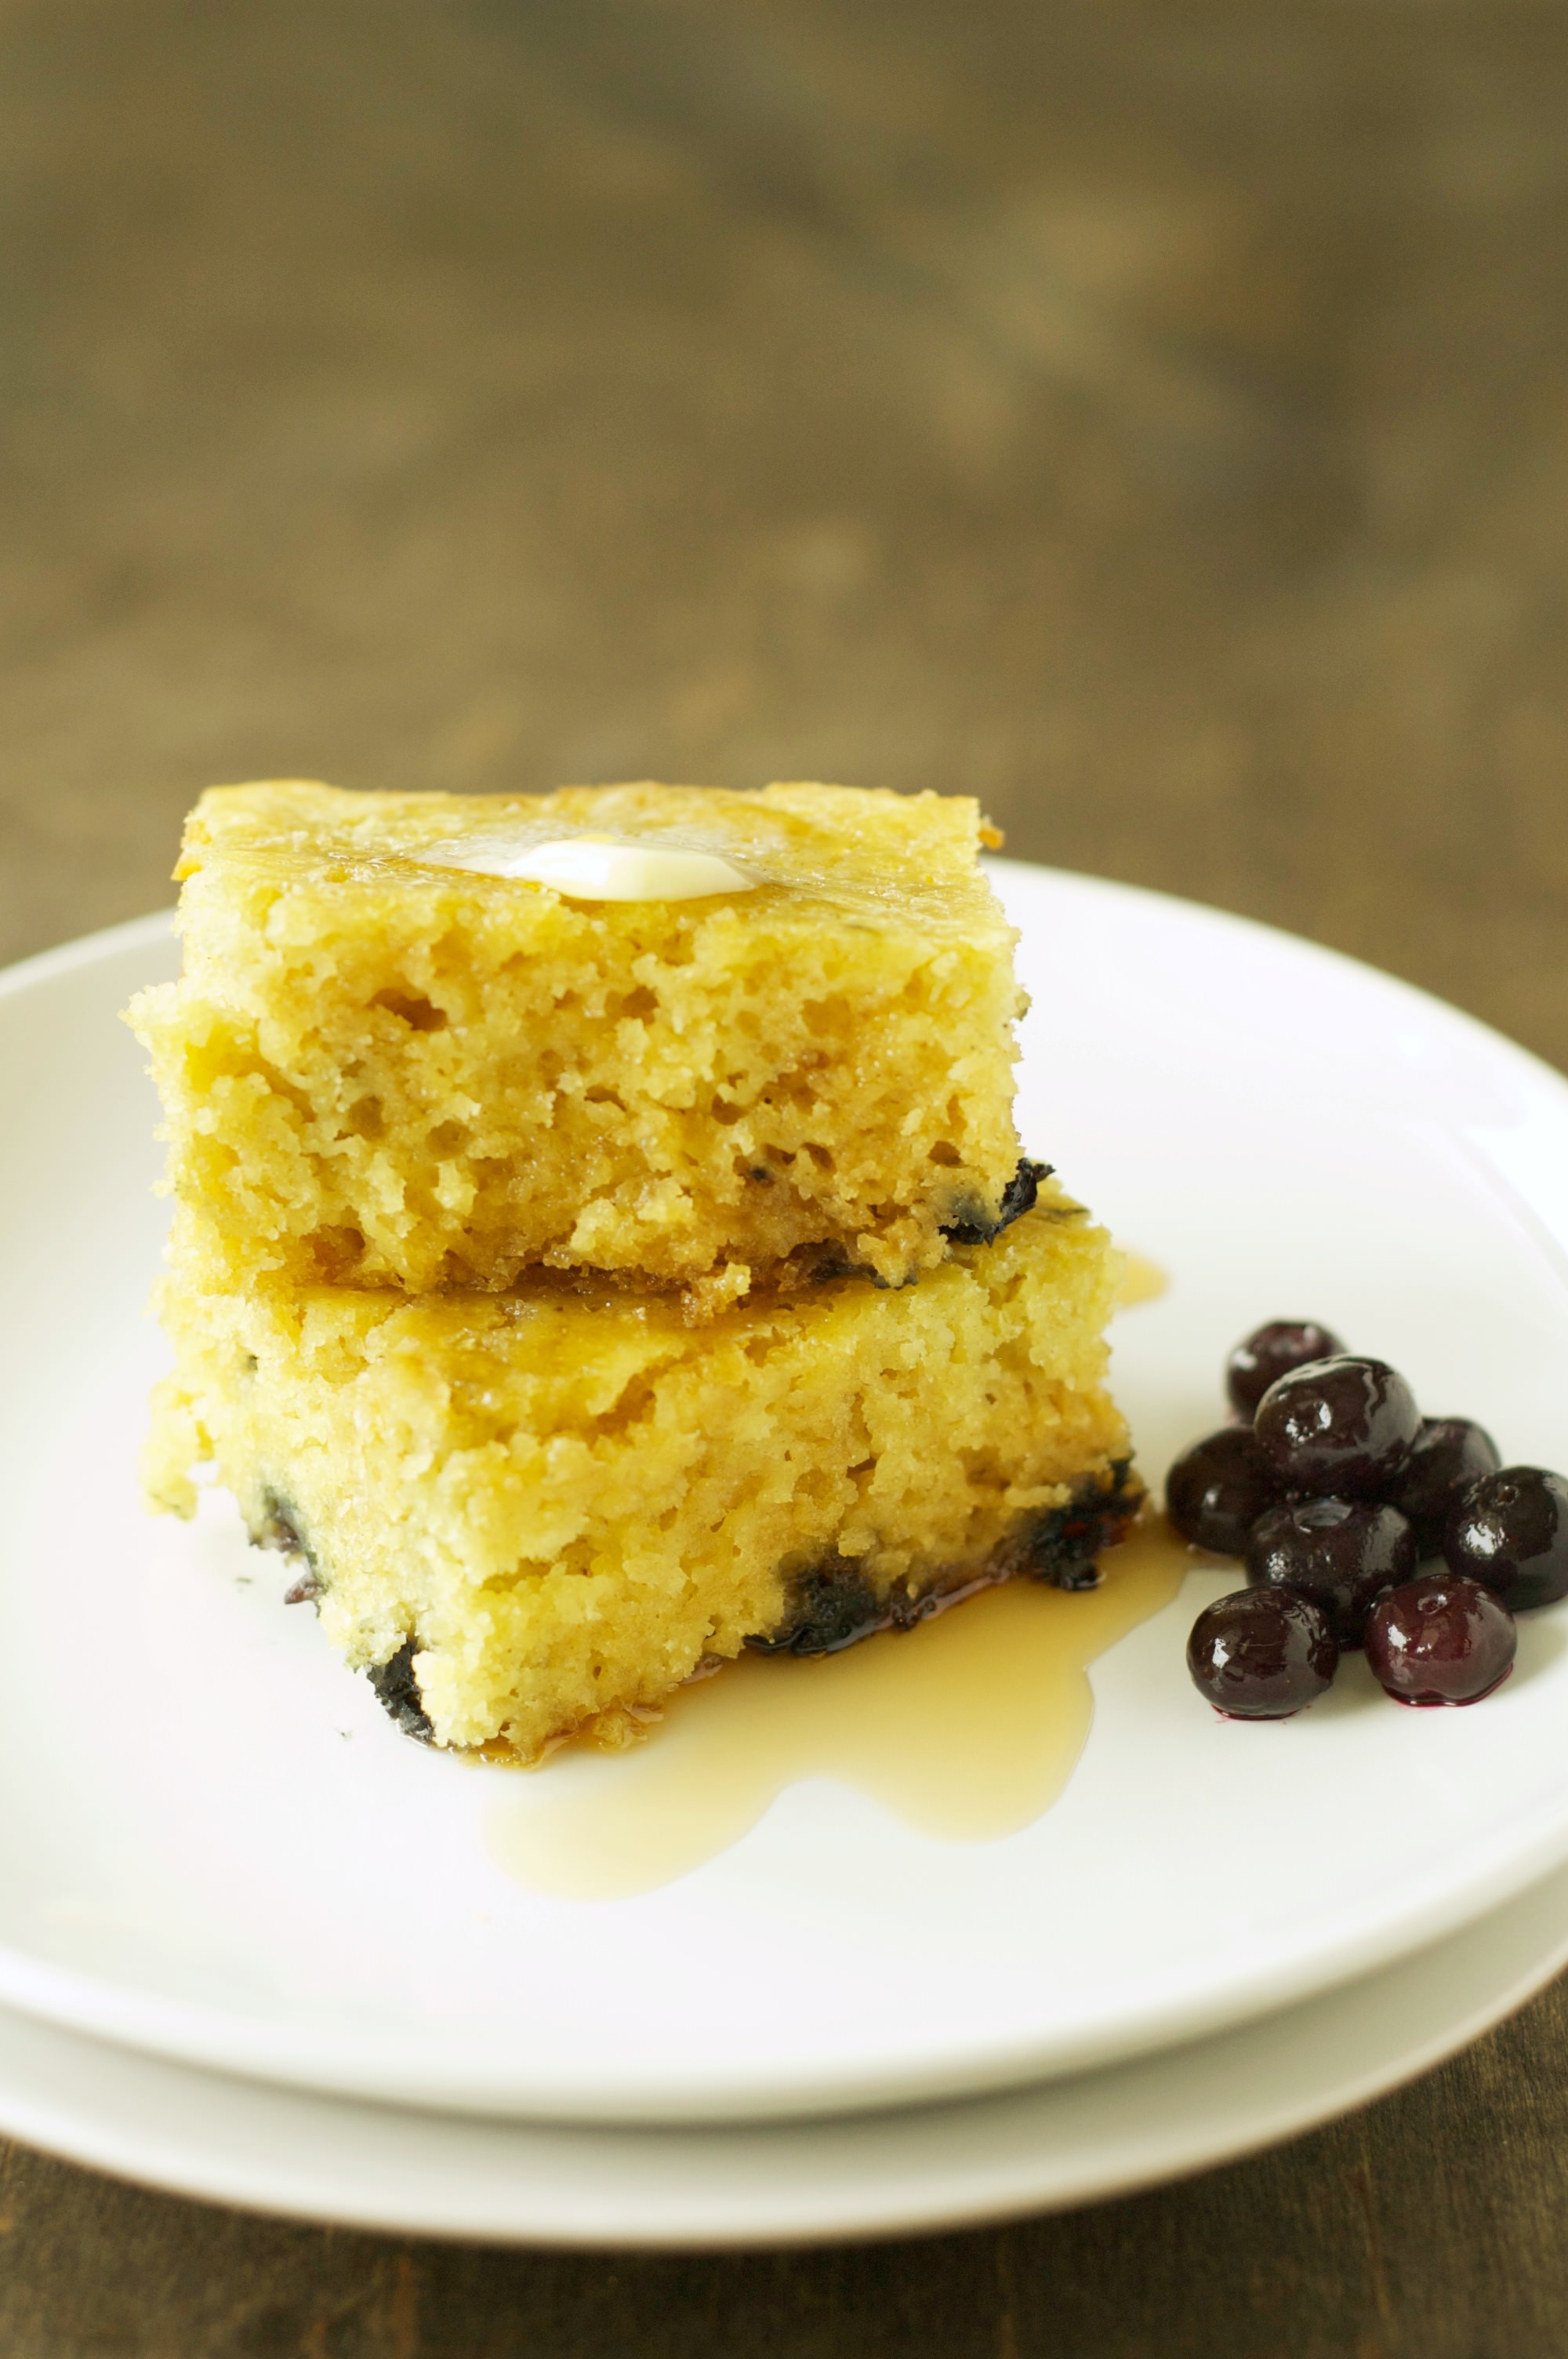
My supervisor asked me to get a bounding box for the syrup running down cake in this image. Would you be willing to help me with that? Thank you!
[129,779,1031,1312]
[143,1189,1136,1761]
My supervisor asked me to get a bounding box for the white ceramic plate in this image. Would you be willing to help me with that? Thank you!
[2,871,1568,2125]
[2,1858,1566,2247]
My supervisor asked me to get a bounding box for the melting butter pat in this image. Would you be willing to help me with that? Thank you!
[442,834,757,900]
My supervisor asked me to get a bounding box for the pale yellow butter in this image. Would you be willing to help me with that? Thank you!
[434,832,757,900]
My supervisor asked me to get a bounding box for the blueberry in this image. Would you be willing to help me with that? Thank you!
[1389,1417,1502,1558]
[1364,1575,1516,1707]
[368,1641,434,1742]
[941,1157,1051,1246]
[1254,1356,1421,1499]
[749,1561,887,1654]
[1166,1427,1280,1555]
[1186,1587,1339,1719]
[1226,1321,1346,1422]
[1443,1467,1568,1612]
[1245,1498,1416,1646]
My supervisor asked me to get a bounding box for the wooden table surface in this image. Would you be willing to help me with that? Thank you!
[5,1,1568,2348]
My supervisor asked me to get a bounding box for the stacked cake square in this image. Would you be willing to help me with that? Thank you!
[132,779,1135,1759]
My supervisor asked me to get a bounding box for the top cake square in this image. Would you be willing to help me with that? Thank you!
[129,779,1029,1307]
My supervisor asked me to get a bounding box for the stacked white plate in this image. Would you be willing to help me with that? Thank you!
[3,866,1567,2247]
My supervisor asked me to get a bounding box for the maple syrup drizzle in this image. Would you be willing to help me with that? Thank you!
[484,1248,1177,1901]
[485,1514,1190,1903]
[1116,1250,1169,1309]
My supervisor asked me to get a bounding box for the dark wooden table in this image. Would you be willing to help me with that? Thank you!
[5,2,1568,2348]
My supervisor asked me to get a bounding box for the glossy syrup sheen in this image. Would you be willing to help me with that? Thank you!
[485,1248,1176,1901]
[1116,1250,1168,1308]
[486,1514,1189,1903]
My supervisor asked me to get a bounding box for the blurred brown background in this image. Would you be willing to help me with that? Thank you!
[9,0,1568,1063]
[5,1,1568,2353]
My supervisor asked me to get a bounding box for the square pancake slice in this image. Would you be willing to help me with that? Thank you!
[128,778,1030,1309]
[143,1190,1138,1762]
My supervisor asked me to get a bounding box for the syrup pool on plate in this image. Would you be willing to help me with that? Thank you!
[485,1517,1188,1900]
[487,1252,1178,1902]
[1115,1251,1167,1309]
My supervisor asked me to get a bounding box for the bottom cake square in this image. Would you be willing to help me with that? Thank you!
[144,1182,1139,1761]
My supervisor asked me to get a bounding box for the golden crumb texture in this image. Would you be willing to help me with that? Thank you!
[127,779,1025,1304]
[144,1191,1130,1761]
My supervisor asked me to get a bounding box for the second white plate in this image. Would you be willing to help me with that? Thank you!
[2,871,1568,2122]
[2,1859,1565,2247]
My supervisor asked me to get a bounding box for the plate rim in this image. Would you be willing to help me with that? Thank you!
[0,1859,1563,2248]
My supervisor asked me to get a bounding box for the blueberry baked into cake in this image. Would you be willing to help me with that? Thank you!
[132,780,1139,1761]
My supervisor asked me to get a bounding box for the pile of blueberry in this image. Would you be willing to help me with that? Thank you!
[1170,1320,1568,1717]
